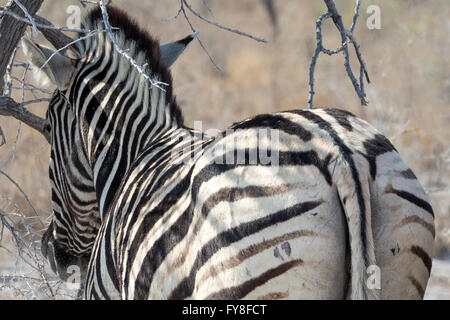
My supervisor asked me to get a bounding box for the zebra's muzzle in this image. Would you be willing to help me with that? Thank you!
[41,222,88,283]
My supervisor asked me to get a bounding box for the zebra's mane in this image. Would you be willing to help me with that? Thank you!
[77,6,183,125]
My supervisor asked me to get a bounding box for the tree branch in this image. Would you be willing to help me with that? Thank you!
[178,0,224,74]
[0,96,49,143]
[182,0,268,43]
[0,0,43,94]
[98,0,168,90]
[172,0,269,73]
[308,0,370,108]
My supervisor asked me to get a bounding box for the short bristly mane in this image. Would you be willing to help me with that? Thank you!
[76,6,183,125]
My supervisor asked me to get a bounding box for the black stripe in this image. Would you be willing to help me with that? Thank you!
[124,166,196,298]
[98,101,145,213]
[206,259,303,299]
[399,169,417,180]
[132,203,194,299]
[93,77,137,161]
[324,108,354,131]
[117,160,186,265]
[201,184,300,218]
[385,186,434,217]
[69,47,105,110]
[195,148,333,187]
[114,142,187,263]
[362,134,396,180]
[410,245,432,275]
[395,215,435,238]
[231,114,312,142]
[167,200,323,300]
[92,224,113,299]
[408,275,425,298]
[103,214,120,293]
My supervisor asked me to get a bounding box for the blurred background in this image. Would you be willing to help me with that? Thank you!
[0,0,448,299]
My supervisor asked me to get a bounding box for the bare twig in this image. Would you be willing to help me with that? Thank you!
[179,0,223,73]
[308,0,370,108]
[261,0,278,30]
[0,7,90,34]
[21,98,52,106]
[173,0,269,73]
[308,12,332,109]
[0,208,60,299]
[0,5,94,52]
[350,0,362,33]
[39,28,110,71]
[182,0,268,43]
[201,0,215,19]
[0,169,45,228]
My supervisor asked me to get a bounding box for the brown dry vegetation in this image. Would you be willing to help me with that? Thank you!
[0,0,448,298]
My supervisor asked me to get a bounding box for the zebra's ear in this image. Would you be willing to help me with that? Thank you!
[21,38,77,90]
[160,31,198,68]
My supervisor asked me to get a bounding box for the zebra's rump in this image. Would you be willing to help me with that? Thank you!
[85,108,434,300]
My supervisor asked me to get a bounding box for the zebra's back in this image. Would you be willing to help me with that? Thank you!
[85,108,434,300]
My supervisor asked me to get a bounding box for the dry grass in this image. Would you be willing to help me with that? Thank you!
[0,0,448,298]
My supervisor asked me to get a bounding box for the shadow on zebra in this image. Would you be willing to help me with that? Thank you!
[22,6,434,300]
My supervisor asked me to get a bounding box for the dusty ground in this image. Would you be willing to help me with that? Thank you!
[0,0,448,299]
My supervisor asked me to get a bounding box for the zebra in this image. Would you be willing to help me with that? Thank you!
[22,6,435,299]
[37,26,199,287]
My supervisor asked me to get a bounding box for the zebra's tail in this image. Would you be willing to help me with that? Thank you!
[335,155,380,300]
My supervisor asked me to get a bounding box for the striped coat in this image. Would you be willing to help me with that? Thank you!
[24,6,434,300]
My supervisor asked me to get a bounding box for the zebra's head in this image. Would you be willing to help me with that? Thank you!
[40,90,99,283]
[22,6,196,284]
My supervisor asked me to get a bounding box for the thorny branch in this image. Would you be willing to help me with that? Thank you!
[0,169,45,228]
[98,0,168,90]
[308,0,370,108]
[0,205,63,299]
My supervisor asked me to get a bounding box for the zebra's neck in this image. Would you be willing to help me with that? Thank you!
[67,27,184,217]
[72,86,184,216]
